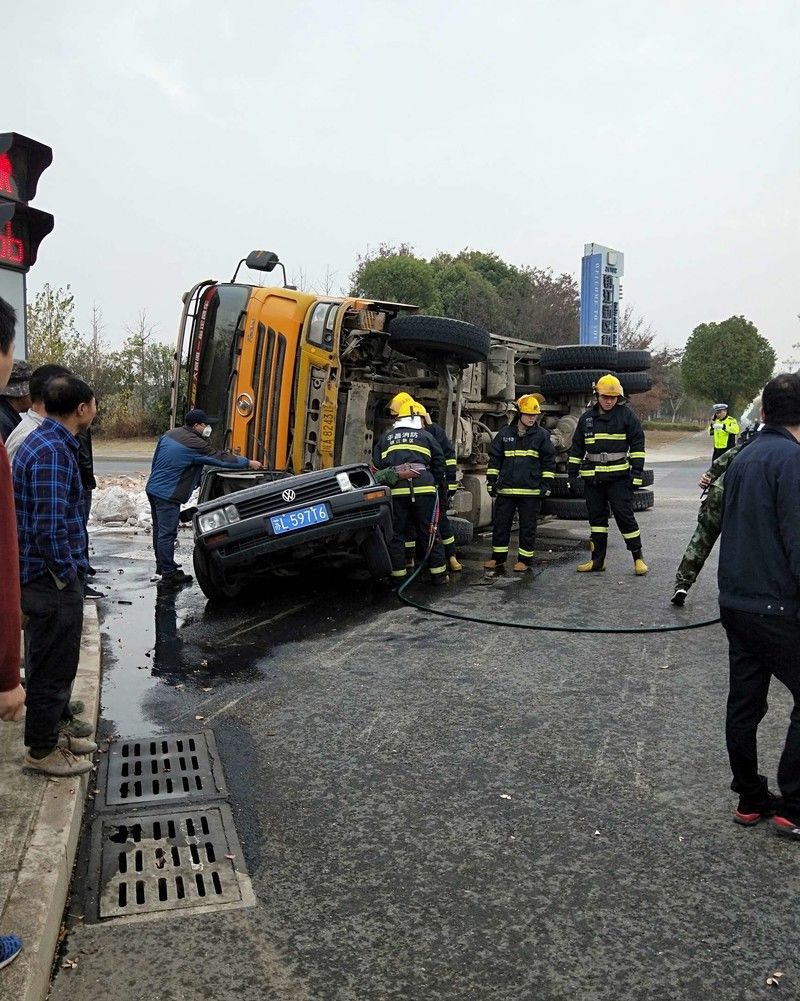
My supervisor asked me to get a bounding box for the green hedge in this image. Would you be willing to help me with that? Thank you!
[642,420,703,432]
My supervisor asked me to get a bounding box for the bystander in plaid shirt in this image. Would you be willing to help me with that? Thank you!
[12,417,88,585]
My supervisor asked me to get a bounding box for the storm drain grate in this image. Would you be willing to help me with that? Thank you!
[89,803,255,921]
[96,732,227,809]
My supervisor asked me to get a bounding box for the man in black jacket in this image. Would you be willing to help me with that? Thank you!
[717,373,800,835]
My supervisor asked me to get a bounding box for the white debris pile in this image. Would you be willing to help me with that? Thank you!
[90,475,149,528]
[89,475,198,529]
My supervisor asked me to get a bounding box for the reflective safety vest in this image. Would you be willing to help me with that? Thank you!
[372,425,446,496]
[568,403,646,483]
[709,416,739,452]
[487,421,556,496]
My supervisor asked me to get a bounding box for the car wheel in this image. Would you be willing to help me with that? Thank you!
[193,547,243,603]
[360,527,393,579]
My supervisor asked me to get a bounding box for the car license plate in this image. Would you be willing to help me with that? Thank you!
[270,503,330,535]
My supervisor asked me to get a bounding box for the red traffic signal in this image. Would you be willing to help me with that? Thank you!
[0,133,53,204]
[0,132,54,272]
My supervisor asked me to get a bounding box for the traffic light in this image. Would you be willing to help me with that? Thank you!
[0,132,54,272]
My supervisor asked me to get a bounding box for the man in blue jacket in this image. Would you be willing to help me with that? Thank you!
[718,373,800,836]
[146,409,262,587]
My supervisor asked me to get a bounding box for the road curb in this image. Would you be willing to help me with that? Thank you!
[0,602,102,1001]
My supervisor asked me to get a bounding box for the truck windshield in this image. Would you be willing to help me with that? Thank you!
[188,284,250,436]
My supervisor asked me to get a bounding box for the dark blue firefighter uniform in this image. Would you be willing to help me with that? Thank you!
[487,420,555,566]
[373,423,448,580]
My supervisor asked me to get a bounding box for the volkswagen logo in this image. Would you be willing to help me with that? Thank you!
[281,489,296,503]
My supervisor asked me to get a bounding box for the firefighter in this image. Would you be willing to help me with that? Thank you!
[417,403,462,573]
[483,394,555,573]
[709,403,740,461]
[568,374,648,575]
[373,397,449,585]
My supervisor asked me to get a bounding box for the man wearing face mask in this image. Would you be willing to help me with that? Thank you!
[146,408,262,587]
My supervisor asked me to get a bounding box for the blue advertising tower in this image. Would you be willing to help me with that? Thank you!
[580,243,624,347]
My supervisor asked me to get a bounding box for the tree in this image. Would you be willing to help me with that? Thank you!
[350,244,440,311]
[350,244,579,343]
[682,316,776,409]
[26,283,81,367]
[618,303,655,350]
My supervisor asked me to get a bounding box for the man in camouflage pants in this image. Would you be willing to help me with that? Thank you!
[671,443,746,606]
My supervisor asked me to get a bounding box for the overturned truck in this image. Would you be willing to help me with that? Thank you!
[171,251,653,600]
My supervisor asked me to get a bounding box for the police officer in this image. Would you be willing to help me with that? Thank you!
[568,374,648,575]
[373,397,449,585]
[709,403,739,461]
[484,395,555,573]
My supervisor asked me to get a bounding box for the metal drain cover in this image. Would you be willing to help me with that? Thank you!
[89,803,255,921]
[97,732,227,809]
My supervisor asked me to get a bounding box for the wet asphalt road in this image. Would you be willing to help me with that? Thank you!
[50,460,800,1000]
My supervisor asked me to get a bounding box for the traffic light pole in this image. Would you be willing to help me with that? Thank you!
[0,132,54,356]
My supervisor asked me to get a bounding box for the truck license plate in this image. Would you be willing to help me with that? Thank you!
[270,503,330,535]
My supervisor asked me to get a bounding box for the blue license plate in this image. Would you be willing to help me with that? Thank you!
[270,503,330,535]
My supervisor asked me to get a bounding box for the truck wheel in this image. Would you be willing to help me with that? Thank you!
[632,489,655,510]
[388,315,491,365]
[448,516,474,547]
[615,350,652,371]
[361,527,393,579]
[618,371,653,394]
[541,369,616,394]
[540,497,588,519]
[539,345,618,370]
[193,547,243,603]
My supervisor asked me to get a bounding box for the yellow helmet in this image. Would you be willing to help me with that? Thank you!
[389,392,425,418]
[595,374,623,397]
[388,391,416,416]
[516,394,541,415]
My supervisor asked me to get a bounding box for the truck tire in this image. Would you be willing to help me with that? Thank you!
[541,488,654,519]
[619,371,653,394]
[388,315,491,365]
[541,369,617,394]
[615,350,652,371]
[539,345,617,371]
[632,489,654,510]
[193,547,243,603]
[360,527,393,579]
[448,516,474,547]
[540,497,588,520]
[550,474,585,498]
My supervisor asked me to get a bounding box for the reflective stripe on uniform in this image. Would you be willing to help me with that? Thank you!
[448,483,458,491]
[405,540,416,549]
[568,456,581,465]
[541,470,555,479]
[518,547,535,558]
[390,485,438,495]
[440,535,455,546]
[381,443,432,459]
[391,569,408,578]
[429,564,447,575]
[493,546,510,553]
[504,449,540,457]
[590,433,627,442]
[629,451,646,459]
[445,458,457,466]
[622,530,641,540]
[498,488,541,495]
[590,526,609,534]
[487,467,500,476]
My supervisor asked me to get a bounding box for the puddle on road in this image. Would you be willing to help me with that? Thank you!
[90,533,398,736]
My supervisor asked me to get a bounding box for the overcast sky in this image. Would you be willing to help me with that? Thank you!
[5,1,799,360]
